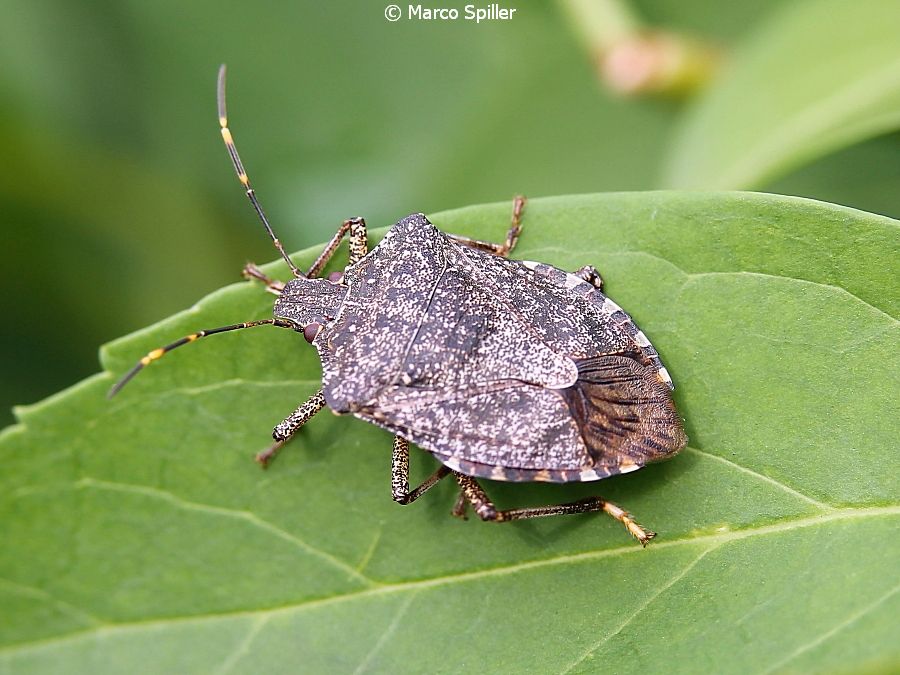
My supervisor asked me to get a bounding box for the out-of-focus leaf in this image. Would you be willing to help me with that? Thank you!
[662,0,900,189]
[1,193,897,673]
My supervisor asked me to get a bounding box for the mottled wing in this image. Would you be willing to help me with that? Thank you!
[355,352,683,482]
[453,250,674,389]
[358,380,594,479]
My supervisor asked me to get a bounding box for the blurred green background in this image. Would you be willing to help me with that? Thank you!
[2,0,899,426]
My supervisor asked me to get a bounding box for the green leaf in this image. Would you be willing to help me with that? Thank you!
[1,193,897,674]
[662,0,900,189]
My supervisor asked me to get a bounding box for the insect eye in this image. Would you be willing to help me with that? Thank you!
[303,322,323,344]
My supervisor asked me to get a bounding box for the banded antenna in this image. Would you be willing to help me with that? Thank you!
[217,64,304,278]
[107,67,303,398]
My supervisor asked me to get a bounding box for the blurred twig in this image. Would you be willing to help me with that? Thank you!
[558,0,721,97]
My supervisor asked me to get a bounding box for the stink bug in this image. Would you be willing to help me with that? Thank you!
[110,66,687,546]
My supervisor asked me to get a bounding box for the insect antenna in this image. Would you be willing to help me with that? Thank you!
[217,64,304,278]
[108,319,291,398]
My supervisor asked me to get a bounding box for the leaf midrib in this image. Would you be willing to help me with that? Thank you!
[2,504,897,659]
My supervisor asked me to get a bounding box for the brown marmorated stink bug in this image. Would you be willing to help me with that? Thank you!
[110,66,687,546]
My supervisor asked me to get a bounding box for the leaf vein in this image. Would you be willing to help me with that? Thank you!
[356,525,384,576]
[75,477,376,587]
[351,592,419,675]
[559,543,719,674]
[683,446,834,511]
[171,378,322,397]
[681,271,897,322]
[0,577,104,628]
[1,506,896,660]
[761,581,900,674]
[213,615,271,675]
[530,248,897,323]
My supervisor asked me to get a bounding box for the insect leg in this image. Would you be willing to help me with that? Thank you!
[255,390,327,467]
[391,436,452,505]
[499,193,527,257]
[242,262,285,294]
[453,473,656,546]
[450,491,469,519]
[447,194,527,258]
[574,264,604,290]
[305,217,369,278]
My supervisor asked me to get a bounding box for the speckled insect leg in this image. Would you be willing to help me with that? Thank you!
[242,262,285,294]
[450,491,469,519]
[305,217,369,279]
[496,194,526,257]
[448,195,526,258]
[255,390,327,467]
[574,264,603,290]
[453,473,656,546]
[391,436,452,505]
